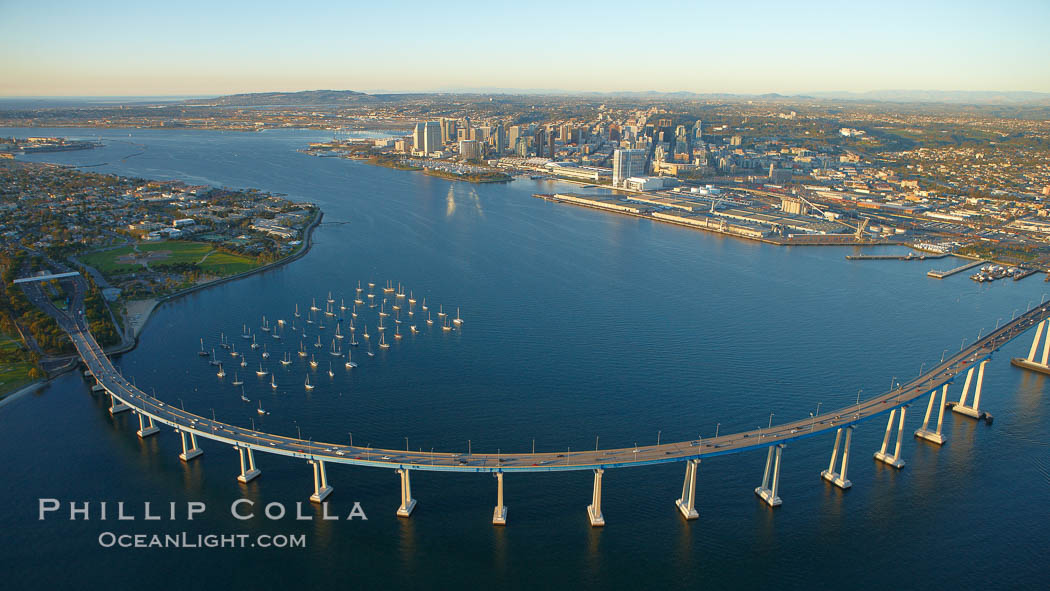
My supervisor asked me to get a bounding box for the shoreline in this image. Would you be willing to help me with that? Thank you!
[129,208,323,348]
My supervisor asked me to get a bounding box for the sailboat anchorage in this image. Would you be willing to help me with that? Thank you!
[240,387,250,403]
[232,372,244,386]
[256,363,269,377]
[198,338,209,357]
[304,375,314,390]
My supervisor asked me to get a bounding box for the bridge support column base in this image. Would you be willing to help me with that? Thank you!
[675,498,699,519]
[913,429,947,445]
[587,504,605,527]
[873,451,906,469]
[754,487,783,506]
[179,448,203,461]
[109,403,130,415]
[1011,357,1050,375]
[310,486,333,503]
[492,505,508,525]
[950,404,992,423]
[820,470,852,490]
[397,498,417,517]
[237,447,260,483]
[238,469,261,483]
[137,426,159,438]
[91,384,105,393]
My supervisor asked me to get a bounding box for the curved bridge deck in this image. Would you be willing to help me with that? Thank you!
[63,289,1050,473]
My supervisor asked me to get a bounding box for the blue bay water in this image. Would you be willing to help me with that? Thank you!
[0,127,1047,589]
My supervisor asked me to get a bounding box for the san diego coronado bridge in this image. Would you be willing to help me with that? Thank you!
[20,272,1050,527]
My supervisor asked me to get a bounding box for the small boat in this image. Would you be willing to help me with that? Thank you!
[395,310,401,324]
[362,324,370,339]
[348,319,355,332]
[334,324,344,340]
[394,325,402,340]
[310,355,318,369]
[367,344,375,357]
[305,375,314,390]
[298,341,308,357]
[239,358,247,368]
[294,303,301,318]
[256,363,268,377]
[442,317,451,332]
[281,352,292,366]
[396,283,406,298]
[232,372,244,386]
[241,324,251,339]
[250,334,259,349]
[453,308,463,326]
[383,280,395,293]
[345,349,357,369]
[327,291,335,304]
[241,387,250,403]
[379,301,389,318]
[310,298,320,312]
[379,333,390,349]
[315,335,323,348]
[198,338,209,357]
[330,338,342,357]
[350,333,359,346]
[368,281,375,289]
[422,297,428,311]
[438,305,446,318]
[377,318,385,332]
[410,325,418,334]
[257,400,267,415]
[327,363,335,378]
[260,316,270,332]
[230,343,239,357]
[210,349,221,366]
[270,374,277,389]
[351,304,358,318]
[216,363,226,378]
[340,298,346,312]
[220,333,230,349]
[426,311,433,326]
[262,345,270,359]
[392,303,400,311]
[409,291,416,305]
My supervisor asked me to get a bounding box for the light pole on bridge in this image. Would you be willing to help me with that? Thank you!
[294,420,301,440]
[178,397,185,411]
[919,362,926,376]
[890,376,896,391]
[768,412,775,430]
[715,423,720,439]
[856,389,863,405]
[657,430,661,446]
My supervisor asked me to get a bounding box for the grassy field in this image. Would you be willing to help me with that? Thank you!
[199,251,258,275]
[0,334,37,398]
[81,241,257,276]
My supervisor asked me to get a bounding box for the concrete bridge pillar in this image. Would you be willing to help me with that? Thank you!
[755,444,784,506]
[1011,319,1050,375]
[108,393,129,416]
[309,459,332,503]
[915,385,949,444]
[874,407,907,469]
[676,459,700,520]
[396,468,416,517]
[236,446,260,483]
[492,472,507,525]
[178,430,203,461]
[821,427,853,489]
[953,360,992,422]
[135,412,159,438]
[587,468,605,526]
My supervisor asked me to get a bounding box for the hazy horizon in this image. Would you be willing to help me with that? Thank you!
[2,0,1048,97]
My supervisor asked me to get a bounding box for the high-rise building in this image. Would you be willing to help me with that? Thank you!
[730,135,743,147]
[508,126,520,150]
[548,130,555,158]
[494,123,506,156]
[693,119,703,141]
[535,128,546,157]
[612,149,647,187]
[459,140,483,161]
[412,123,425,153]
[423,121,442,154]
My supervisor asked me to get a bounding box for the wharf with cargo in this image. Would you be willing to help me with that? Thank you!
[535,192,900,246]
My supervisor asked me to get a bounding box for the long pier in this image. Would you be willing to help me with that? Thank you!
[27,274,1050,526]
[927,259,985,279]
[845,253,948,261]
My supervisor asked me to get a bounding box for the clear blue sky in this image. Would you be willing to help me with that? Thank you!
[2,0,1047,96]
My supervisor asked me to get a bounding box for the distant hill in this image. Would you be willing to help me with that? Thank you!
[185,90,380,106]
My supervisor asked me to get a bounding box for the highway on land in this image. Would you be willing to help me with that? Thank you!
[32,276,1050,473]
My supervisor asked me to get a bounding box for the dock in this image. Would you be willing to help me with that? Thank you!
[1013,268,1039,281]
[927,259,984,279]
[846,253,947,261]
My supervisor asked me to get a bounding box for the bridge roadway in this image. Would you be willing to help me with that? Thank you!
[60,289,1050,474]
